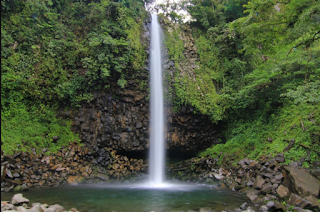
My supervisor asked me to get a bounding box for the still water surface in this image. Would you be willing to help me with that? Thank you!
[1,183,250,212]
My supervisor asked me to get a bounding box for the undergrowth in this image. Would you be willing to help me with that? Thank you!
[1,103,79,155]
[199,101,320,167]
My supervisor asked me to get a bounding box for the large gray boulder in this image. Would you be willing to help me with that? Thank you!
[283,166,320,198]
[28,205,45,212]
[17,206,28,212]
[48,204,65,212]
[11,193,29,205]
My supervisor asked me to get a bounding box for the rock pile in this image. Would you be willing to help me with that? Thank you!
[168,154,320,212]
[1,193,78,212]
[1,142,147,192]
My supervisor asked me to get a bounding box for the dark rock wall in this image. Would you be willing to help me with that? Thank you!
[60,84,219,153]
[64,82,150,152]
[166,106,219,152]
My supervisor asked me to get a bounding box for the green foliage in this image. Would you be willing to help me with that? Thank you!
[1,104,79,155]
[281,81,320,104]
[55,73,93,107]
[165,26,185,64]
[1,0,148,155]
[200,101,320,166]
[187,0,227,29]
[158,0,320,165]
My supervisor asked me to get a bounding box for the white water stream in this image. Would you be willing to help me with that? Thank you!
[149,14,165,186]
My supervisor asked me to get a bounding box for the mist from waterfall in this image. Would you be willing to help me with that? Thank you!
[149,14,165,186]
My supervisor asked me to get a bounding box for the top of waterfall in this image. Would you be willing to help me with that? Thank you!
[145,0,193,23]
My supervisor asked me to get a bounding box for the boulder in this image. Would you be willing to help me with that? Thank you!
[274,201,286,211]
[259,205,268,211]
[276,185,290,198]
[246,189,262,203]
[283,166,320,197]
[213,173,224,180]
[44,208,57,212]
[1,202,17,211]
[274,153,285,163]
[229,181,237,189]
[218,167,229,175]
[66,176,85,185]
[291,207,305,212]
[288,193,308,208]
[261,183,273,194]
[311,168,320,180]
[240,202,248,210]
[304,195,320,210]
[274,173,283,181]
[16,206,28,212]
[96,173,109,181]
[238,158,257,168]
[48,204,65,212]
[28,205,45,212]
[253,175,265,189]
[266,201,275,209]
[199,207,213,212]
[11,194,29,205]
[242,206,255,212]
[6,168,13,178]
[261,172,273,179]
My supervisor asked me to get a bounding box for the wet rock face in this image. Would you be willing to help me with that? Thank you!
[66,87,150,152]
[62,87,219,153]
[166,105,220,152]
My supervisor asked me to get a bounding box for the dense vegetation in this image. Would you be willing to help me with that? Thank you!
[1,0,148,154]
[159,0,320,166]
[1,0,319,167]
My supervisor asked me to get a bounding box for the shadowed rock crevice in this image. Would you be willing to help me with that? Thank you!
[116,150,147,160]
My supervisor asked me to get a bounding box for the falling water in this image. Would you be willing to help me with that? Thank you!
[149,14,165,186]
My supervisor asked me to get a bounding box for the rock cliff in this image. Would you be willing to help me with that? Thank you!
[59,15,220,156]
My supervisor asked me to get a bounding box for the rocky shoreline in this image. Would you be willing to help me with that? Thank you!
[168,153,320,212]
[1,142,147,193]
[1,193,79,212]
[1,143,320,212]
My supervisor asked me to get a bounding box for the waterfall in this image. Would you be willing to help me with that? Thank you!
[149,14,165,186]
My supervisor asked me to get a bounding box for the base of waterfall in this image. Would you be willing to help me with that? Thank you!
[128,181,216,190]
[71,181,218,191]
[1,183,249,212]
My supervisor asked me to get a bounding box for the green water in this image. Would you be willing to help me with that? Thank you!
[1,183,250,212]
